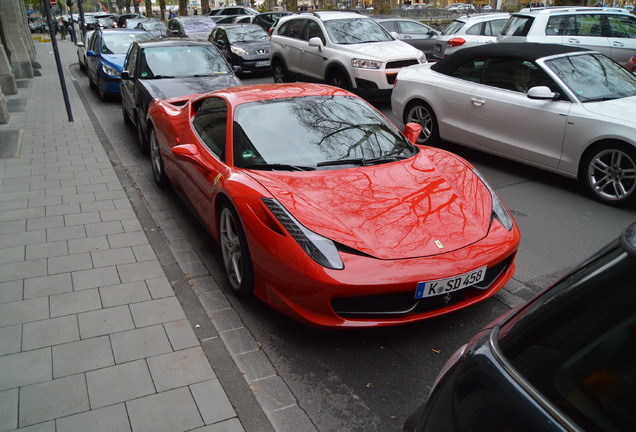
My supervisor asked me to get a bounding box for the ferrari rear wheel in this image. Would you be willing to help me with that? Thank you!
[404,100,439,146]
[149,127,168,188]
[219,203,254,297]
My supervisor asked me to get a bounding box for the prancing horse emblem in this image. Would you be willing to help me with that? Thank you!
[434,240,444,249]
[443,293,452,304]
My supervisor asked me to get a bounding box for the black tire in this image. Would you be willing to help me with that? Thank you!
[326,69,350,90]
[149,126,168,188]
[580,142,636,207]
[219,202,254,297]
[97,75,107,101]
[135,113,148,154]
[122,103,133,127]
[404,100,440,146]
[89,73,97,89]
[78,56,86,72]
[272,59,290,83]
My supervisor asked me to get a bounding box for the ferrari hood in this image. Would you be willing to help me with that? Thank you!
[141,75,241,100]
[247,152,492,260]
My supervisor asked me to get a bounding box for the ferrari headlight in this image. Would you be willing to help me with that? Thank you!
[473,169,514,231]
[101,64,120,77]
[351,58,381,69]
[262,198,344,270]
[231,46,249,55]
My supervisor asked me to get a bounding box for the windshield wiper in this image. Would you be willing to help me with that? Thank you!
[317,156,405,168]
[242,163,315,172]
[584,95,621,102]
[149,75,176,79]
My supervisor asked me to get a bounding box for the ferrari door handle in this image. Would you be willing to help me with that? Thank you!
[471,97,485,106]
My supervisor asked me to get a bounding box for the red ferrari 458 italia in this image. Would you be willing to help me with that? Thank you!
[146,83,520,328]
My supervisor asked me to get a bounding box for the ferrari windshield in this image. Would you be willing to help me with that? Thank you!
[140,45,231,78]
[544,53,636,102]
[233,96,417,170]
[324,18,393,44]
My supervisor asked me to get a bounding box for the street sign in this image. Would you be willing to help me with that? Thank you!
[50,0,57,5]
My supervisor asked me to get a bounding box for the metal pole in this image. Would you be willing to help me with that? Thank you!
[43,0,74,122]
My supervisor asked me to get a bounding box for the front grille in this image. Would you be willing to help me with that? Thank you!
[331,254,515,319]
[386,59,419,69]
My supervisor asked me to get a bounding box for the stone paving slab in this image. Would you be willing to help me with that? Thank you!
[0,33,274,432]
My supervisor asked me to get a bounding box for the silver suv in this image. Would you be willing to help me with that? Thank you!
[498,7,636,64]
[269,11,426,97]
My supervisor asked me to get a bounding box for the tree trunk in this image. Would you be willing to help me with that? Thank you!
[159,0,166,20]
[179,0,187,15]
[201,0,210,15]
[144,0,152,16]
[285,0,299,11]
[373,0,392,15]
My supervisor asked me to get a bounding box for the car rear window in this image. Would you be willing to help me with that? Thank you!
[497,243,636,431]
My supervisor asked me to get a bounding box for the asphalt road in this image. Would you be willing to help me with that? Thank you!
[73,68,636,432]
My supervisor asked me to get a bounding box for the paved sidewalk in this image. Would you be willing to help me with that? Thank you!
[0,35,266,432]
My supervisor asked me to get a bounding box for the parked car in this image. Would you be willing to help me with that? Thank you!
[447,3,475,12]
[122,17,147,29]
[121,38,241,153]
[85,29,153,100]
[209,24,271,74]
[96,17,116,29]
[270,11,426,97]
[208,6,258,16]
[433,12,510,59]
[498,7,636,65]
[146,82,520,328]
[167,16,217,39]
[82,15,98,31]
[404,221,636,432]
[117,13,142,28]
[375,18,440,59]
[76,30,95,72]
[252,11,292,31]
[627,52,636,73]
[134,19,168,38]
[29,18,49,33]
[392,42,636,206]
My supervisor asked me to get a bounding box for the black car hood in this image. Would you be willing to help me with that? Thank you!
[140,74,241,99]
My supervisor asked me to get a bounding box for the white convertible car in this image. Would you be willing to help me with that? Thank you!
[392,42,636,207]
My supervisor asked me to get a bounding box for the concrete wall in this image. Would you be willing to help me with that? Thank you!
[0,0,37,79]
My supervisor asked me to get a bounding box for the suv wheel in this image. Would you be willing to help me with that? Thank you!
[273,60,290,83]
[327,70,350,90]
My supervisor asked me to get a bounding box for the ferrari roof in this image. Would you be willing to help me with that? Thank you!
[206,83,355,106]
[431,43,592,75]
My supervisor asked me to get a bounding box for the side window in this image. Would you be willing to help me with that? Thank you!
[451,58,486,83]
[401,21,430,35]
[192,97,228,161]
[486,19,508,36]
[465,22,482,36]
[281,18,306,39]
[482,58,530,91]
[304,20,325,43]
[576,14,604,37]
[546,16,567,36]
[606,14,636,38]
[381,21,397,32]
[125,44,138,74]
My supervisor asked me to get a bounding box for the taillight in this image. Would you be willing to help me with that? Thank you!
[447,38,466,48]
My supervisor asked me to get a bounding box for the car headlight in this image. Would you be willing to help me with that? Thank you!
[351,58,381,69]
[101,64,120,77]
[231,46,249,55]
[472,169,514,231]
[262,198,344,270]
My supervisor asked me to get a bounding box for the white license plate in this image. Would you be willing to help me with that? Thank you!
[415,266,487,299]
[255,60,270,67]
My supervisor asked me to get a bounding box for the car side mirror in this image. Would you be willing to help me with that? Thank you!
[121,70,131,80]
[76,41,85,47]
[404,122,423,144]
[527,86,560,101]
[86,50,96,57]
[308,36,323,51]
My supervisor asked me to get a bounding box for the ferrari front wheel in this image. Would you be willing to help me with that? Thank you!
[149,127,168,188]
[219,203,254,297]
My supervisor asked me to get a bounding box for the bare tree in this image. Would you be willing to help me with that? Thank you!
[144,0,152,16]
[158,0,166,20]
[179,0,187,15]
[373,0,392,14]
[285,0,299,11]
[201,0,211,15]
